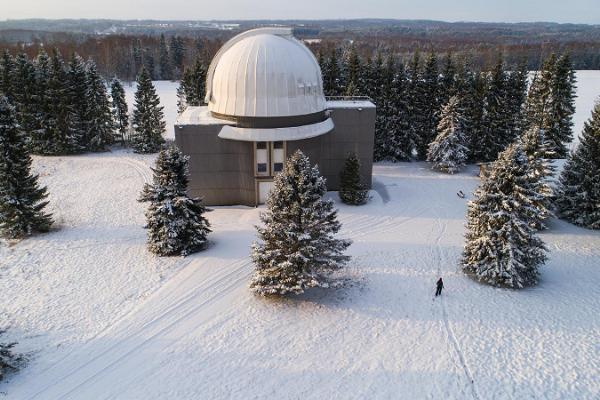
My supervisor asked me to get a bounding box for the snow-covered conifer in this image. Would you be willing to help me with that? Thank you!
[339,153,369,205]
[159,34,173,81]
[413,52,440,160]
[176,59,206,114]
[250,150,351,295]
[0,330,24,382]
[0,96,52,239]
[521,125,555,230]
[85,62,114,151]
[110,78,129,144]
[0,50,14,100]
[66,54,89,149]
[12,54,38,143]
[547,54,577,158]
[131,68,165,153]
[461,143,547,288]
[139,146,211,256]
[555,101,600,229]
[427,96,468,174]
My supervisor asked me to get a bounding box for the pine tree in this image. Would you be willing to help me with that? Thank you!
[0,50,14,101]
[0,96,53,239]
[440,52,456,106]
[131,68,165,153]
[110,78,129,144]
[461,67,487,162]
[12,54,38,145]
[176,59,206,113]
[143,48,155,80]
[85,62,114,151]
[521,125,555,230]
[476,56,510,162]
[250,150,351,296]
[0,330,24,382]
[427,96,468,174]
[526,54,556,130]
[139,146,211,256]
[326,48,343,96]
[45,50,82,154]
[66,54,89,149]
[344,46,362,96]
[555,101,600,229]
[505,61,529,141]
[461,143,547,288]
[31,50,52,154]
[170,36,185,79]
[339,153,369,205]
[159,34,173,81]
[414,52,440,160]
[547,54,577,158]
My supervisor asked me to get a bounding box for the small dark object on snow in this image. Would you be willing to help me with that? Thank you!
[457,190,465,198]
[435,277,444,296]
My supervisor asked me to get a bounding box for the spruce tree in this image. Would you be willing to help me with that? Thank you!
[555,101,600,229]
[176,59,206,113]
[440,52,456,106]
[476,57,510,162]
[12,54,38,144]
[45,49,82,154]
[250,150,351,296]
[139,146,211,256]
[0,96,52,239]
[0,50,14,101]
[159,34,173,80]
[66,54,89,149]
[326,48,343,96]
[521,125,555,230]
[170,36,185,79]
[0,330,24,382]
[461,68,487,162]
[414,52,440,160]
[344,46,362,96]
[31,50,52,154]
[461,143,547,288]
[339,153,369,205]
[110,78,129,144]
[85,62,114,151]
[131,68,165,153]
[547,54,577,158]
[526,54,556,130]
[143,48,155,80]
[427,96,468,174]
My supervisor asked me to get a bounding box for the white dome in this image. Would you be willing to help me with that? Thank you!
[206,28,327,118]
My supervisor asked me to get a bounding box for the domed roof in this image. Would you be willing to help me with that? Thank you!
[206,28,327,118]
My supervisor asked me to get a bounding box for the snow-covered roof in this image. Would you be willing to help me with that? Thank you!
[175,106,234,126]
[326,100,376,109]
[205,27,327,118]
[218,118,334,142]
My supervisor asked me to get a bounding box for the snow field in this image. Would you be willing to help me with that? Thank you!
[0,72,599,399]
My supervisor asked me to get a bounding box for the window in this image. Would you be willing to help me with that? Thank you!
[255,142,269,176]
[255,141,286,176]
[271,142,285,175]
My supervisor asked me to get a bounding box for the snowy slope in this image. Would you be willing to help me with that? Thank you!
[1,73,599,399]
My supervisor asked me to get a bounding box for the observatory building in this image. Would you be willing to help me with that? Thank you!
[175,27,375,206]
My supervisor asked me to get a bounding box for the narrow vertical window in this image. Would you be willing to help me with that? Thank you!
[256,142,269,176]
[272,141,285,174]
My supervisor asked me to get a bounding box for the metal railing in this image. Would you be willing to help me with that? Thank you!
[325,96,373,102]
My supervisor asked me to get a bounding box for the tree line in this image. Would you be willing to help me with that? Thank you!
[318,48,577,165]
[0,49,167,156]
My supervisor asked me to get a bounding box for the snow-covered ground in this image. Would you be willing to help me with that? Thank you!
[1,72,599,399]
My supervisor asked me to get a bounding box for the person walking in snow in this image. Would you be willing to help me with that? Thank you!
[435,277,444,297]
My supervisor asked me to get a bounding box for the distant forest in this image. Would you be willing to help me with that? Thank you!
[1,19,600,80]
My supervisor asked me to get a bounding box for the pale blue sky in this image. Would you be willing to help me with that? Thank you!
[1,0,598,24]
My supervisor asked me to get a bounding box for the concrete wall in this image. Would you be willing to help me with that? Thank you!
[289,106,375,190]
[175,104,375,206]
[174,124,255,206]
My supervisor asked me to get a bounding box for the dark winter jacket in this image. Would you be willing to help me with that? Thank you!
[436,278,444,289]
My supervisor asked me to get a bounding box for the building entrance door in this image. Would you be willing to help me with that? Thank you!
[258,181,274,204]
